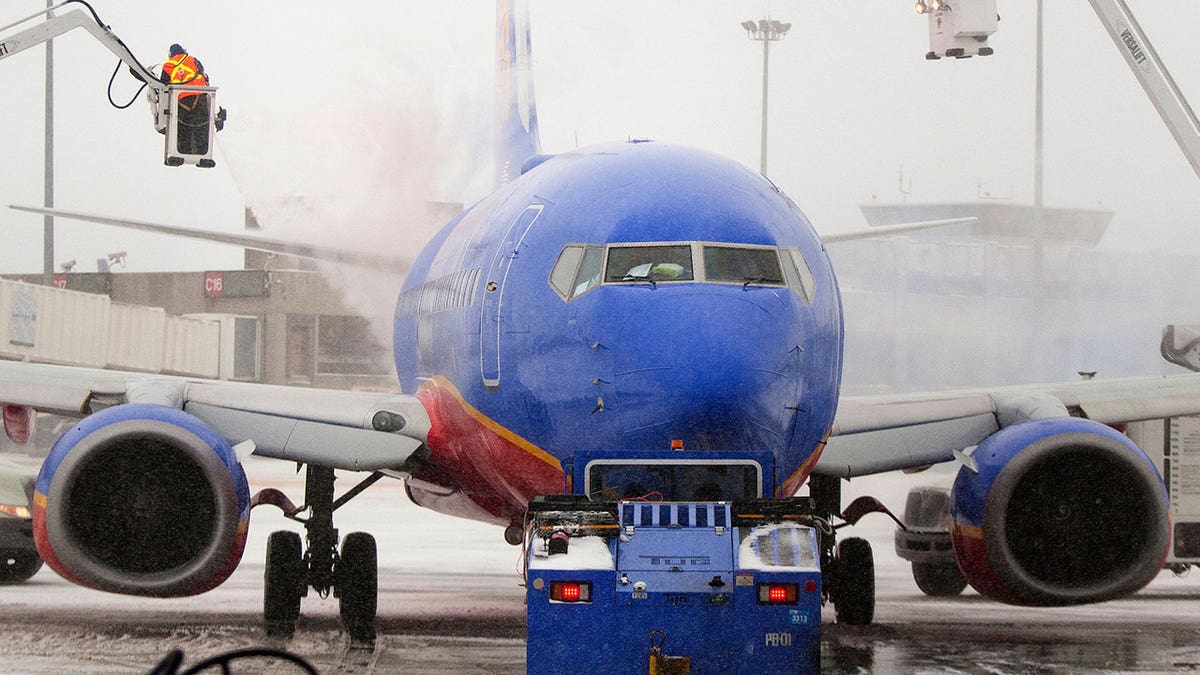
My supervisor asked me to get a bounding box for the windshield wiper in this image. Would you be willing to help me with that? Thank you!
[742,276,781,288]
[621,273,657,287]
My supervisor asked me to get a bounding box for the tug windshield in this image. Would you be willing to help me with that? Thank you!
[585,461,762,501]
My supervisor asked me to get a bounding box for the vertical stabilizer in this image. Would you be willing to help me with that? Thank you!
[495,0,542,188]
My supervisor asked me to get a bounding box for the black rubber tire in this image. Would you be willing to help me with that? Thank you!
[0,551,43,584]
[337,532,378,643]
[912,562,968,596]
[263,530,304,638]
[833,537,875,626]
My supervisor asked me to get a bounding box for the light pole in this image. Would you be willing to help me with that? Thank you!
[43,0,55,286]
[740,18,791,176]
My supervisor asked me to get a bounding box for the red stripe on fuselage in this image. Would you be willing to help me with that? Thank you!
[416,376,563,523]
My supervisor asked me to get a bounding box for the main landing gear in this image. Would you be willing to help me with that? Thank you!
[829,537,875,625]
[809,474,904,627]
[256,464,385,643]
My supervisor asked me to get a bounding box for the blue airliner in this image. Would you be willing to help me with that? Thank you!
[395,137,844,520]
[7,0,1200,645]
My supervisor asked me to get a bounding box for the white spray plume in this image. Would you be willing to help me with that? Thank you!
[215,41,493,352]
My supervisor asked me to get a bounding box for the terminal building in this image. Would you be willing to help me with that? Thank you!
[1,197,413,395]
[5,263,397,393]
[833,202,1197,394]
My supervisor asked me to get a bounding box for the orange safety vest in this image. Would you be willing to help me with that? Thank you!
[163,53,208,101]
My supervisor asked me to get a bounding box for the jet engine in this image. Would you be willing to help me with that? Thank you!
[949,417,1169,606]
[32,403,250,597]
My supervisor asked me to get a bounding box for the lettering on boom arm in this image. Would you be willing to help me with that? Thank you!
[1120,28,1147,65]
[0,42,11,58]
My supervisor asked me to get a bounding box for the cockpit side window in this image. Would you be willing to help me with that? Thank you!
[549,245,606,301]
[573,246,605,297]
[781,247,816,303]
[702,246,785,286]
[605,245,694,283]
[549,246,584,300]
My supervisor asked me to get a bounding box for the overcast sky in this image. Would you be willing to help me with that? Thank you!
[0,1,1197,275]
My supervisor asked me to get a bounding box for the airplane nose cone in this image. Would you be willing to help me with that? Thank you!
[604,289,798,449]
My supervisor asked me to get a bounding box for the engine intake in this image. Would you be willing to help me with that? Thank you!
[950,417,1169,606]
[33,403,250,597]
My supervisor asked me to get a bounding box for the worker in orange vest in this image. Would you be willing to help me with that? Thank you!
[161,44,207,90]
[160,44,213,155]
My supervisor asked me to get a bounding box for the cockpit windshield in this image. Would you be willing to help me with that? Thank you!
[548,241,816,302]
[605,245,694,283]
[702,246,784,285]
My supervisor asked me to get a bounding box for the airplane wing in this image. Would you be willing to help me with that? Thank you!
[0,356,433,604]
[9,205,413,274]
[819,216,978,244]
[13,205,975,262]
[816,371,1200,477]
[0,359,428,472]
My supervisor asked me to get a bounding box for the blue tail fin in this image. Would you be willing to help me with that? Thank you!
[495,0,542,188]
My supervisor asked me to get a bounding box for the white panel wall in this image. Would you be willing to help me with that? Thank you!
[0,281,228,379]
[0,280,110,367]
[162,315,220,378]
[107,303,167,372]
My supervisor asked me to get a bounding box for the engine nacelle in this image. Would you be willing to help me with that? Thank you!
[32,403,250,597]
[950,417,1169,606]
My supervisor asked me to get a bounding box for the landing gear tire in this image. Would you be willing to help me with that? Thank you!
[912,562,967,596]
[833,537,875,626]
[264,530,304,638]
[337,532,378,643]
[0,552,43,584]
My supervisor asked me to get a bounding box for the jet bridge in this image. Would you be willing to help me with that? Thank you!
[0,1,222,167]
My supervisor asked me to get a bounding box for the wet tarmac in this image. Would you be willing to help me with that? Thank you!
[0,456,1197,673]
[826,586,1200,674]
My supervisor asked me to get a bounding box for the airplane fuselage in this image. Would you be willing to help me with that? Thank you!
[393,141,844,524]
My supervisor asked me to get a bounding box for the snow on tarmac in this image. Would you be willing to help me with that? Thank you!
[0,455,1198,672]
